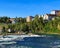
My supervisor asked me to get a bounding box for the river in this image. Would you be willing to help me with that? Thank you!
[0,35,60,48]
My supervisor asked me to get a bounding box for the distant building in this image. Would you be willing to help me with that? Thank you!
[51,10,60,16]
[26,16,34,22]
[9,18,17,24]
[43,14,49,20]
[43,14,56,20]
[51,10,56,14]
[43,10,60,20]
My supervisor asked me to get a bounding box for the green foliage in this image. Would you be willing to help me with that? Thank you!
[0,16,10,23]
[2,26,6,32]
[1,16,60,35]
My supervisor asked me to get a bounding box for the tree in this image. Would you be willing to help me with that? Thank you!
[30,15,44,34]
[2,26,6,32]
[0,16,10,23]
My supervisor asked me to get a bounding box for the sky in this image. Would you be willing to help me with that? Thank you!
[0,0,60,18]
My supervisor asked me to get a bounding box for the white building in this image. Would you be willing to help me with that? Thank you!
[51,10,56,14]
[43,14,49,20]
[43,14,56,20]
[51,10,60,15]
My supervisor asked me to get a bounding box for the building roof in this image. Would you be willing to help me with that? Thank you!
[52,10,60,12]
[27,16,34,18]
[46,14,56,16]
[9,18,15,21]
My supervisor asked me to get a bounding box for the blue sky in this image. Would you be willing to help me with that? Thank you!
[0,0,60,18]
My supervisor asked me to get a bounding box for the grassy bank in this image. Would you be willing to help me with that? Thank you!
[33,32,60,36]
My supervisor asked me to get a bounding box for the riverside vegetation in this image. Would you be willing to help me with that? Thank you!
[0,15,60,35]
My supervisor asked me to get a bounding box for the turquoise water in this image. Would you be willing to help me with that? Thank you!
[0,35,60,48]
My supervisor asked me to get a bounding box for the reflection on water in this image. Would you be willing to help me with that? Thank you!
[0,35,60,48]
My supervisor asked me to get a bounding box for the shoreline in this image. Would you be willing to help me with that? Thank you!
[0,32,60,37]
[0,34,60,38]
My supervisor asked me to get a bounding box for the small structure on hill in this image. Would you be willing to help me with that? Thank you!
[26,16,34,22]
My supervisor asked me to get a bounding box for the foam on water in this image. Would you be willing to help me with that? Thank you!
[0,41,16,45]
[52,45,60,48]
[0,35,60,48]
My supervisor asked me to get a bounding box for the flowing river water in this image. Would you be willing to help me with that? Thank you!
[0,35,60,48]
